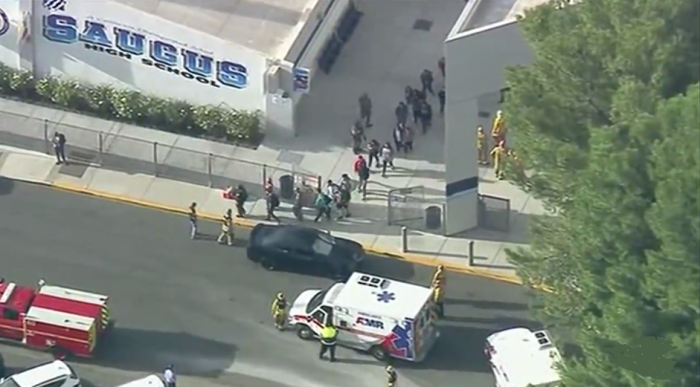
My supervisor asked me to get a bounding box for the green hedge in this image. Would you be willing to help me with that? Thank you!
[0,64,262,144]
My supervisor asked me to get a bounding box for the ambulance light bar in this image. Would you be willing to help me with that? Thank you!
[357,274,390,289]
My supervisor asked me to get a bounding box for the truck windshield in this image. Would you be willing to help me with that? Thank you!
[306,290,327,313]
[0,378,21,387]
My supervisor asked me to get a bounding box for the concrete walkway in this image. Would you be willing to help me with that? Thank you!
[0,0,547,285]
[0,144,519,283]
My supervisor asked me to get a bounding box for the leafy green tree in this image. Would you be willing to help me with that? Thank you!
[502,0,699,386]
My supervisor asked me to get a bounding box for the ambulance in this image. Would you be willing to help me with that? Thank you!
[485,327,563,387]
[288,272,439,362]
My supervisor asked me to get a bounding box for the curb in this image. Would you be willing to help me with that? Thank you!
[49,181,526,286]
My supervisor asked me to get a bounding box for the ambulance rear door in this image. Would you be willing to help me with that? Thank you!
[412,300,439,361]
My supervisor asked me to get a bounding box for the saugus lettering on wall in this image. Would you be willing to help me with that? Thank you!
[42,15,249,90]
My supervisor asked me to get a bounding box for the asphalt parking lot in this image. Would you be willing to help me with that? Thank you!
[0,180,538,387]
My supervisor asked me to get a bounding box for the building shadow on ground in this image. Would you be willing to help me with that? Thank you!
[457,210,538,245]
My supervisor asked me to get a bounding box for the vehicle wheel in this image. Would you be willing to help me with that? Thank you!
[297,325,314,340]
[370,345,389,361]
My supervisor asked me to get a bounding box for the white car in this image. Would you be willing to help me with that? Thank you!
[0,360,80,387]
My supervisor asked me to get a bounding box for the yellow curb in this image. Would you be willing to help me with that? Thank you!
[50,181,257,227]
[49,181,547,290]
[366,246,523,285]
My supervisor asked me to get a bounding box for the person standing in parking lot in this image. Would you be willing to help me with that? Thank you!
[163,365,176,387]
[217,209,234,246]
[319,323,338,362]
[188,202,198,239]
[432,279,445,318]
[431,265,446,288]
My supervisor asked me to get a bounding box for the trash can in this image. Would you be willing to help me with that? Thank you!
[279,175,294,200]
[425,206,442,230]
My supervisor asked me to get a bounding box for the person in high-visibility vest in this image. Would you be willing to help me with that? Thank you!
[271,292,287,330]
[477,126,488,165]
[319,324,338,362]
[431,265,446,288]
[491,141,507,180]
[385,365,398,387]
[432,280,445,318]
[216,209,234,246]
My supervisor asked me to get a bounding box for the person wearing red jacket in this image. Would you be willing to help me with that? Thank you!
[353,155,368,196]
[353,155,366,176]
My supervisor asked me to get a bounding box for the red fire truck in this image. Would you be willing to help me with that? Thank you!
[0,278,112,359]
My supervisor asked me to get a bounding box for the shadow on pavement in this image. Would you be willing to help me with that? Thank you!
[445,298,530,311]
[399,324,494,373]
[0,176,14,196]
[442,315,536,329]
[0,130,269,202]
[88,327,237,377]
[78,380,101,387]
[458,211,536,245]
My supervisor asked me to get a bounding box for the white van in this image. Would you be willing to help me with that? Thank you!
[288,272,439,362]
[485,328,562,387]
[114,375,165,387]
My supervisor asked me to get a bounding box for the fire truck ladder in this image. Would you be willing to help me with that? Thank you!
[101,305,110,330]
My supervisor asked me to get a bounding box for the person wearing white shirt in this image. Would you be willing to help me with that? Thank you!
[324,179,336,198]
[163,365,176,387]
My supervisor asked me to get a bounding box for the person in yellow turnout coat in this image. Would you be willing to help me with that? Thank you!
[477,126,488,165]
[491,141,506,180]
[491,110,506,145]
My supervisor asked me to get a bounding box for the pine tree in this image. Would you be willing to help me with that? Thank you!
[501,0,699,386]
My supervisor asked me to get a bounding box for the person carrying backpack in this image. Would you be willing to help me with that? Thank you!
[314,189,332,222]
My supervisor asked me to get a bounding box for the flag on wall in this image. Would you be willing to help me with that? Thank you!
[43,0,67,12]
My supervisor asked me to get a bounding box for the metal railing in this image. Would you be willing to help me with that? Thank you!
[0,108,321,199]
[387,185,447,235]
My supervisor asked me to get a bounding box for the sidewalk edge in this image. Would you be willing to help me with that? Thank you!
[50,181,525,286]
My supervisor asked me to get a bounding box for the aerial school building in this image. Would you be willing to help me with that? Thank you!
[443,0,547,234]
[0,0,358,136]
